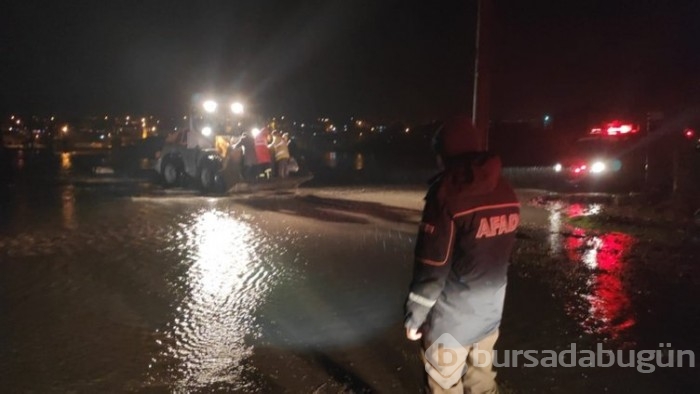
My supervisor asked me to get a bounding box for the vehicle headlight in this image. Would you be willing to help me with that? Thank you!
[231,102,244,115]
[590,161,606,174]
[202,100,218,113]
[201,126,213,137]
[554,163,563,172]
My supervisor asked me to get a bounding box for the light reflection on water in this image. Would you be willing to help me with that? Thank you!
[547,201,636,346]
[60,152,72,170]
[148,209,275,389]
[322,151,365,170]
[61,185,77,230]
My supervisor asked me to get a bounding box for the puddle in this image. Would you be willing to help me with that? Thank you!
[546,201,637,347]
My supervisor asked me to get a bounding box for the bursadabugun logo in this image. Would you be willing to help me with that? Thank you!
[424,333,469,389]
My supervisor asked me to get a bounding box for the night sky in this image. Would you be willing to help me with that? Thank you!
[2,0,699,122]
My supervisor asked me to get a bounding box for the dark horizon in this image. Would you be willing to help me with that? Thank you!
[2,0,699,123]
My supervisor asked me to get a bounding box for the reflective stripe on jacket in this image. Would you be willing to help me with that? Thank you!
[271,136,290,161]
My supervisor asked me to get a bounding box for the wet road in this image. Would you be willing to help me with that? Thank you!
[0,181,697,392]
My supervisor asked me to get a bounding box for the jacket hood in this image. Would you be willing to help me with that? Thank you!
[435,154,503,202]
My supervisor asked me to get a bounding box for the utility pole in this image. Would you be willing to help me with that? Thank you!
[472,0,493,150]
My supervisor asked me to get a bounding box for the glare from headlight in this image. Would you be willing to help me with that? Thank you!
[202,100,218,113]
[554,163,563,172]
[201,126,213,137]
[590,161,606,174]
[231,102,244,115]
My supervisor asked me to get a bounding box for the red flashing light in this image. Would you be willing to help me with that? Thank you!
[606,123,637,136]
[591,121,638,136]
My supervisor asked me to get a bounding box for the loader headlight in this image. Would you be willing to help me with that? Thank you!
[230,102,244,115]
[202,100,218,113]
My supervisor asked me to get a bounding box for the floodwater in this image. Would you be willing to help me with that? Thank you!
[0,180,425,392]
[0,154,698,392]
[546,202,638,346]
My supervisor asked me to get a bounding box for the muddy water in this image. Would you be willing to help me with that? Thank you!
[545,201,638,347]
[0,184,423,391]
[1,182,697,392]
[504,197,698,393]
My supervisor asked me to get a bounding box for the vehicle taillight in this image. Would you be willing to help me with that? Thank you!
[572,164,587,174]
[684,128,695,139]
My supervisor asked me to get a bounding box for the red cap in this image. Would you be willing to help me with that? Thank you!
[434,116,483,157]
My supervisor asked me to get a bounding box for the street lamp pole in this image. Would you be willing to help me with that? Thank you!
[472,0,493,150]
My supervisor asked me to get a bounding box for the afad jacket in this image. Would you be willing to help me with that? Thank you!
[405,154,520,346]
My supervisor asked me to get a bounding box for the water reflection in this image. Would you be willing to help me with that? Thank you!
[150,209,274,389]
[61,152,72,171]
[581,233,636,341]
[61,185,77,230]
[548,202,636,346]
[324,151,337,168]
[16,150,25,170]
[321,151,365,171]
[354,153,364,170]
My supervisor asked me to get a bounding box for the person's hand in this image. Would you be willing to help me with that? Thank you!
[406,327,422,341]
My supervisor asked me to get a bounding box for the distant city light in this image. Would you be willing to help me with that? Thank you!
[554,163,563,172]
[62,125,69,133]
[51,116,55,121]
[201,126,213,136]
[151,126,157,132]
[544,115,550,122]
[405,128,410,133]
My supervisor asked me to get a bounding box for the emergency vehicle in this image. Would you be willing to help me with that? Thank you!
[553,120,647,190]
